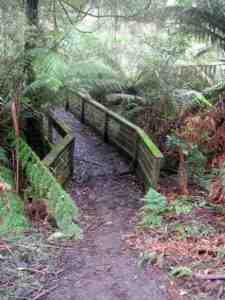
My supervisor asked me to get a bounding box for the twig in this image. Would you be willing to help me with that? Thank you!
[115,171,132,177]
[74,157,104,167]
[86,220,106,232]
[17,267,47,276]
[56,268,65,276]
[1,240,14,257]
[218,284,224,300]
[194,274,225,281]
[31,285,58,300]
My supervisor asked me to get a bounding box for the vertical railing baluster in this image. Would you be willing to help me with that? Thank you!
[132,133,139,170]
[69,138,75,176]
[104,113,109,142]
[81,99,85,123]
[48,115,53,143]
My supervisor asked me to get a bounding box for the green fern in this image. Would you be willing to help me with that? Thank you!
[0,166,30,236]
[139,188,168,228]
[19,138,82,239]
[167,1,225,50]
[23,49,67,105]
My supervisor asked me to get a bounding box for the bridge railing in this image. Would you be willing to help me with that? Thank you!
[42,112,75,184]
[66,92,163,189]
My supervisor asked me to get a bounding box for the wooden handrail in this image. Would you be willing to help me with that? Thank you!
[43,112,75,184]
[76,92,163,159]
[67,90,163,188]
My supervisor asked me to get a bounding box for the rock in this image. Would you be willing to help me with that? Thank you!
[172,89,204,113]
[48,231,66,240]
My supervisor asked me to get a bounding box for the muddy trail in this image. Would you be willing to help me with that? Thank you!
[46,109,170,300]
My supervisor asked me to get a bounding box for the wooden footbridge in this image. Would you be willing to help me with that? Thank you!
[19,92,163,236]
[26,91,163,191]
[65,92,163,190]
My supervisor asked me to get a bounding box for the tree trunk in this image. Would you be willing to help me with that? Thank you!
[24,0,45,156]
[24,0,39,85]
[26,0,39,26]
[178,150,189,195]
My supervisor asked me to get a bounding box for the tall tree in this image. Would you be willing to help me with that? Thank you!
[26,0,39,26]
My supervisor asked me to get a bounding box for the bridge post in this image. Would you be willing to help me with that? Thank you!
[69,138,75,176]
[81,99,85,124]
[48,115,53,143]
[104,113,109,142]
[132,133,139,170]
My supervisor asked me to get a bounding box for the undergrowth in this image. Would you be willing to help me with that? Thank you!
[0,166,29,237]
[0,231,63,300]
[19,138,82,239]
[139,189,194,229]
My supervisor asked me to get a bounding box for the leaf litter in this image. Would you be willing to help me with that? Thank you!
[0,230,64,300]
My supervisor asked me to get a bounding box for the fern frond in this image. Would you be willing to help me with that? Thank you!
[166,1,225,50]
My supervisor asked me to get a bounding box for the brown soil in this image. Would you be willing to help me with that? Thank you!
[45,109,172,300]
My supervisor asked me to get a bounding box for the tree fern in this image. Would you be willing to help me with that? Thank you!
[166,1,225,50]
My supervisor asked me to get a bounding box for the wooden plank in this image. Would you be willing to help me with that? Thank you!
[136,163,152,190]
[139,144,155,169]
[132,133,139,170]
[104,113,109,142]
[81,99,85,123]
[43,135,75,169]
[48,113,72,137]
[115,134,134,151]
[117,129,136,143]
[54,167,71,185]
[110,135,133,157]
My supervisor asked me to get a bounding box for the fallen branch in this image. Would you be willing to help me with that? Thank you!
[32,285,58,300]
[17,267,47,276]
[0,240,14,257]
[74,157,104,167]
[194,274,225,281]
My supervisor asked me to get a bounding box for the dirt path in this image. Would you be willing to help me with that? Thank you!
[46,109,170,300]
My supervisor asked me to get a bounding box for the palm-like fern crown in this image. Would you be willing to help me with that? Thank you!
[172,0,225,50]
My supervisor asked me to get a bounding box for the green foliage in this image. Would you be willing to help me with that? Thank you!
[166,134,189,154]
[0,166,15,188]
[19,138,82,239]
[176,0,193,6]
[137,251,157,269]
[167,134,207,178]
[170,266,192,278]
[193,94,212,107]
[139,188,168,228]
[170,0,225,51]
[187,146,207,177]
[0,167,30,236]
[172,220,216,240]
[171,198,193,215]
[135,32,190,98]
[0,193,30,236]
[185,222,216,238]
[0,147,9,165]
[22,48,68,109]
